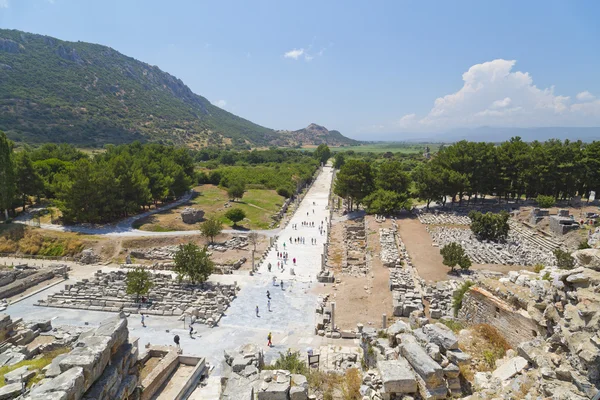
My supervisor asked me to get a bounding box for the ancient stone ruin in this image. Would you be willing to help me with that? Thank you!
[380,228,402,268]
[15,314,139,400]
[0,263,67,301]
[180,207,205,224]
[342,217,368,275]
[360,318,470,399]
[36,270,239,326]
[221,343,309,400]
[427,220,560,266]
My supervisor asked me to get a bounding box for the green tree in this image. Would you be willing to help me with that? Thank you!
[126,267,154,303]
[225,208,246,226]
[440,243,472,273]
[333,160,374,211]
[173,243,214,284]
[0,131,16,220]
[200,217,223,243]
[411,163,444,209]
[363,189,412,215]
[14,151,44,211]
[314,144,331,164]
[536,195,556,208]
[375,161,411,194]
[553,249,575,270]
[227,182,246,201]
[333,153,346,169]
[468,211,510,242]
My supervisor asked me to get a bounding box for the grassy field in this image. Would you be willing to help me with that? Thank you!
[133,184,285,231]
[326,142,443,154]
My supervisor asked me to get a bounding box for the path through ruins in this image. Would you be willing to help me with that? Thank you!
[4,165,336,397]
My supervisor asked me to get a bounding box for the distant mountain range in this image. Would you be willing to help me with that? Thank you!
[0,29,356,148]
[399,127,600,143]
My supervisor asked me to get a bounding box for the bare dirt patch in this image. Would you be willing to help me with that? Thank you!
[315,216,393,330]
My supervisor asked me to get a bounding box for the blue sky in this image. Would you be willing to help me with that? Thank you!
[1,0,600,140]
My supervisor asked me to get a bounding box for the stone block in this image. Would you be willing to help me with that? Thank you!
[422,323,458,351]
[0,383,23,400]
[30,367,85,400]
[399,334,444,386]
[491,356,528,381]
[4,365,36,384]
[446,350,471,366]
[289,385,308,400]
[378,359,417,394]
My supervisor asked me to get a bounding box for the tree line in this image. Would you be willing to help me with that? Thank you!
[0,132,195,223]
[334,137,600,212]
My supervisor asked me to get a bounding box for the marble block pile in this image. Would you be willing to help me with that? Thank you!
[129,246,179,260]
[389,269,424,318]
[423,280,461,319]
[416,210,472,225]
[208,235,249,252]
[343,218,368,276]
[360,320,470,399]
[380,228,401,268]
[35,271,239,326]
[427,224,557,266]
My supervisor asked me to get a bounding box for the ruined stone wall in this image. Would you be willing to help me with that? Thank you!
[23,314,139,400]
[458,287,541,348]
[0,265,67,299]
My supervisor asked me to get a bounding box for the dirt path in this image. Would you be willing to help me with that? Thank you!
[396,215,450,282]
[315,216,393,330]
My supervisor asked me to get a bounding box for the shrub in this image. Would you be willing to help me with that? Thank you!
[542,272,551,281]
[578,240,591,250]
[533,263,544,273]
[452,280,474,317]
[553,248,575,270]
[536,195,556,208]
[264,350,307,375]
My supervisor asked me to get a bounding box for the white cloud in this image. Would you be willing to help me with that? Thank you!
[491,97,511,109]
[399,59,600,131]
[576,91,596,102]
[215,100,227,108]
[46,0,56,4]
[284,48,304,60]
[0,0,9,8]
[304,54,314,62]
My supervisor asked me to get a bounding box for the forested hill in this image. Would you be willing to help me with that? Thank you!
[0,29,357,148]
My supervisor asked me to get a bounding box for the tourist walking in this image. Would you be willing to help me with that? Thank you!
[266,290,271,299]
[174,334,180,350]
[267,332,273,347]
[189,325,194,338]
[267,299,271,312]
[268,263,272,272]
[256,305,260,317]
[141,314,146,327]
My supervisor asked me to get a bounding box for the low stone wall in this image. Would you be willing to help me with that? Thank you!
[141,346,179,400]
[0,264,67,300]
[458,286,541,348]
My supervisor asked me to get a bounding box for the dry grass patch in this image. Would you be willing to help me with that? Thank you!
[459,323,512,374]
[0,347,70,388]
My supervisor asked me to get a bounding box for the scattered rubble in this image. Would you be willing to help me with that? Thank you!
[342,218,368,276]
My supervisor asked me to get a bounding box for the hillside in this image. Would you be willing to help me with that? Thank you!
[0,29,357,148]
[277,123,359,146]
